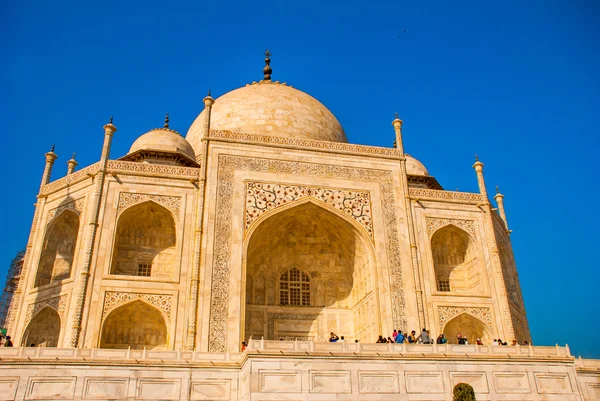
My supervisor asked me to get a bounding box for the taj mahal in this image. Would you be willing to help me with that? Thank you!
[0,53,597,401]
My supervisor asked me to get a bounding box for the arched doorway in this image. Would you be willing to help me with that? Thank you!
[22,307,61,347]
[100,300,168,349]
[431,225,484,295]
[35,210,80,287]
[244,201,378,342]
[443,313,491,345]
[111,202,176,280]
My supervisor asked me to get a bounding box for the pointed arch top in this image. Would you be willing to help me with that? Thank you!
[102,292,173,323]
[117,193,181,222]
[25,301,64,329]
[46,197,85,228]
[426,217,476,240]
[245,182,374,241]
[438,306,493,332]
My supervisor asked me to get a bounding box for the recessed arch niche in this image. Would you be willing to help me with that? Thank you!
[443,312,492,345]
[35,210,80,287]
[22,307,61,347]
[431,225,483,295]
[111,201,176,279]
[244,200,379,342]
[100,300,168,349]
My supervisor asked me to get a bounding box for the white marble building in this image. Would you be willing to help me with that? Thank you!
[0,53,597,400]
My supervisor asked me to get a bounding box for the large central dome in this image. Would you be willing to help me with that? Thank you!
[186,81,347,155]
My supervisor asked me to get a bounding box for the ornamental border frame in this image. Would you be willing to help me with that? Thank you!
[207,154,407,352]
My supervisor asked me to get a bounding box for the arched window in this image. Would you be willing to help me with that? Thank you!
[279,267,310,306]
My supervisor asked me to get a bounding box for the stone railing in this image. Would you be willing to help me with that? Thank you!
[575,357,600,370]
[247,339,572,358]
[0,347,243,364]
[0,342,574,364]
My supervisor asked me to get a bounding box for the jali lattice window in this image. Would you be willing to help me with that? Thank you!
[280,267,311,306]
[137,264,152,277]
[438,280,450,292]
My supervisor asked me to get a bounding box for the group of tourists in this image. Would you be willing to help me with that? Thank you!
[330,328,530,346]
[376,328,440,344]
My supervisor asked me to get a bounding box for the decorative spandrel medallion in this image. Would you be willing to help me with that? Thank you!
[245,182,373,239]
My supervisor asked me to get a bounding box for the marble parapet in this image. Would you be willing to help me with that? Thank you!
[0,342,572,365]
[0,344,596,401]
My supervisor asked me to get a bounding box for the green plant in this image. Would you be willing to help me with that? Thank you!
[453,383,476,401]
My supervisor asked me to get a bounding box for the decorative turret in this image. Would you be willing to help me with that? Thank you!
[472,154,489,200]
[40,144,58,192]
[392,112,404,154]
[67,153,78,175]
[494,186,510,232]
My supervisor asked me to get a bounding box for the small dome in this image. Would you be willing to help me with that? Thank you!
[405,154,429,176]
[186,81,347,155]
[128,128,196,163]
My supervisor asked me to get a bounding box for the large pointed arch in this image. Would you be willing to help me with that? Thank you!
[35,209,80,287]
[110,201,176,279]
[100,299,168,349]
[22,306,61,347]
[242,198,380,343]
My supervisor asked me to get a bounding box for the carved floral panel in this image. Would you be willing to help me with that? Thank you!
[426,217,476,238]
[102,291,173,322]
[245,182,373,239]
[25,294,67,326]
[438,306,493,330]
[46,197,86,227]
[117,193,181,221]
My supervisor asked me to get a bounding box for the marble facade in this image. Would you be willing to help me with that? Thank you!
[1,61,598,399]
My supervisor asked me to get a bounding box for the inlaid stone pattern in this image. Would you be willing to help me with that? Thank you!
[25,294,67,326]
[438,306,493,330]
[102,292,173,322]
[209,130,401,157]
[245,182,373,239]
[426,217,476,238]
[117,193,181,221]
[410,187,484,203]
[46,197,85,227]
[107,160,200,179]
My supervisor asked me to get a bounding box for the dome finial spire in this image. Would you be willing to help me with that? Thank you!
[164,112,170,128]
[263,49,272,81]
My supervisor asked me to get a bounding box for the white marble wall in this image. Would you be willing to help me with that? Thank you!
[0,345,594,401]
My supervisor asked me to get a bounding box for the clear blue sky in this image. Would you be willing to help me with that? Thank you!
[1,1,598,357]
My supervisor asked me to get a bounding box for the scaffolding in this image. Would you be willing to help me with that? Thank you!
[0,249,25,331]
